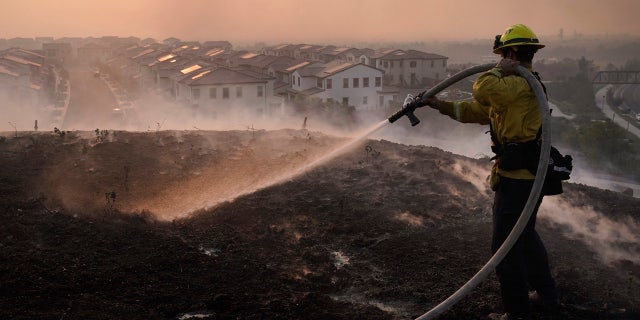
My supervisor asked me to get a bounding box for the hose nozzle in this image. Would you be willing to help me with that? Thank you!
[387,94,423,126]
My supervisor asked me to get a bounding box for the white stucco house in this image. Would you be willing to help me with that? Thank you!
[374,49,448,87]
[174,66,282,118]
[291,61,384,110]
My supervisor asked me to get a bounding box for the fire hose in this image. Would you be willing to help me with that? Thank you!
[387,63,551,320]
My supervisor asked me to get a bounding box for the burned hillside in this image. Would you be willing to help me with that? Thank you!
[1,130,639,320]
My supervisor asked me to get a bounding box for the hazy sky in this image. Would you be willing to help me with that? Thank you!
[2,0,639,44]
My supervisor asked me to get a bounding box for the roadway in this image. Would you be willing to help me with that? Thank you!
[61,63,122,131]
[595,85,640,139]
[621,83,640,117]
[578,85,640,197]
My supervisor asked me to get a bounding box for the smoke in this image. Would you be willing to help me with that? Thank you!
[540,196,640,266]
[449,158,492,193]
[370,107,493,159]
[84,90,380,139]
[0,100,44,132]
[564,151,640,197]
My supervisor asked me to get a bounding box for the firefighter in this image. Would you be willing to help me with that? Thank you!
[423,24,559,320]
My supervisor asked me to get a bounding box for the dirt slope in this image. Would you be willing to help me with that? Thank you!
[1,130,638,320]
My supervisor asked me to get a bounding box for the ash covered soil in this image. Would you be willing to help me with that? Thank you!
[1,129,639,320]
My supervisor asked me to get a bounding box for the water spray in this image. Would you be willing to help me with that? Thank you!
[385,63,552,319]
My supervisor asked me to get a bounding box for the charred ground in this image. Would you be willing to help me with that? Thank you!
[1,130,639,320]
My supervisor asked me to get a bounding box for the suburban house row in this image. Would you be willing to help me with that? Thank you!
[97,40,449,117]
[0,47,55,110]
[8,37,450,120]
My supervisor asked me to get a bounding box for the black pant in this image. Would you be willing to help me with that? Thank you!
[492,177,557,316]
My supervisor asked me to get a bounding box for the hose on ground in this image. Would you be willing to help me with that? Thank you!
[412,64,552,320]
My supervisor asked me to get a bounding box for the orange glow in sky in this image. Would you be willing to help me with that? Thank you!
[1,0,639,44]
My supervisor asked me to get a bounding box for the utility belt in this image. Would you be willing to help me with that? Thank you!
[492,140,540,173]
[491,139,573,195]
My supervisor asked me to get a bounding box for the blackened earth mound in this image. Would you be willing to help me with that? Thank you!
[1,130,639,320]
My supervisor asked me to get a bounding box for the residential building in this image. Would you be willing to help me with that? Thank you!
[42,42,73,65]
[175,66,282,118]
[156,57,212,98]
[202,41,232,50]
[375,49,448,87]
[77,42,109,64]
[291,60,384,110]
[0,48,52,108]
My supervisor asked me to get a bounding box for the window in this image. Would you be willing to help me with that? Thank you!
[236,87,243,98]
[223,87,229,99]
[297,77,300,86]
[362,96,368,105]
[257,85,263,97]
[383,61,388,68]
[360,57,366,63]
[363,77,369,87]
[353,78,359,88]
[410,61,417,68]
[192,88,200,99]
[375,77,381,87]
[317,79,323,88]
[326,78,332,89]
[343,78,349,88]
[209,87,217,99]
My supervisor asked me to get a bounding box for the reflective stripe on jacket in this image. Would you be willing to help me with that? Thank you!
[437,67,541,181]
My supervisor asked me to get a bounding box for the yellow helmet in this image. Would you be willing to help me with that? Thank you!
[493,24,545,54]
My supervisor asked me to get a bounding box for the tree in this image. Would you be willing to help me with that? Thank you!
[623,58,640,70]
[577,56,597,79]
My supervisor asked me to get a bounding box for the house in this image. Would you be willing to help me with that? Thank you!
[8,38,37,50]
[0,48,51,107]
[233,54,301,79]
[326,47,360,63]
[174,66,282,118]
[171,42,202,56]
[42,42,73,65]
[202,41,232,50]
[295,44,324,61]
[130,46,167,91]
[77,42,109,64]
[153,56,212,97]
[375,49,448,88]
[262,44,297,57]
[291,60,384,110]
[163,37,181,46]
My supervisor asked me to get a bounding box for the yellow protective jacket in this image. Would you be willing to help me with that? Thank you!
[436,67,541,188]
